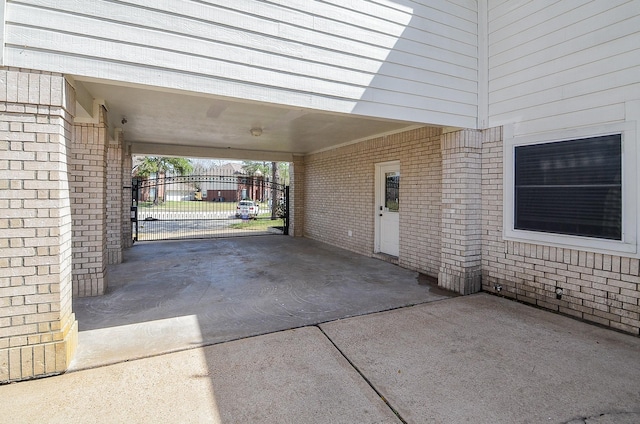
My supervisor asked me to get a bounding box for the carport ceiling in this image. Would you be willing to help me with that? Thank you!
[75,78,420,158]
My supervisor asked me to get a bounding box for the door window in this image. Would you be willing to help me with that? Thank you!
[385,172,399,212]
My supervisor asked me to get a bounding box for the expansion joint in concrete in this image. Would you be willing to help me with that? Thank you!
[315,325,409,424]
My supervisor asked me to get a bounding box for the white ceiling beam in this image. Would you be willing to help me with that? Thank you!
[130,141,294,162]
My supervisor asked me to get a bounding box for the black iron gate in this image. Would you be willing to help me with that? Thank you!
[131,174,288,241]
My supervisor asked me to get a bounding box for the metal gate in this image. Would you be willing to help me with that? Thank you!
[131,174,288,241]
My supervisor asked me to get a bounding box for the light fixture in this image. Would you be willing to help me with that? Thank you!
[250,127,263,137]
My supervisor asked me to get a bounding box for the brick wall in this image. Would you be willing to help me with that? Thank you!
[107,128,123,264]
[0,68,78,382]
[481,127,640,335]
[289,155,305,237]
[303,124,639,334]
[438,129,482,294]
[122,138,133,248]
[70,108,108,297]
[303,127,442,277]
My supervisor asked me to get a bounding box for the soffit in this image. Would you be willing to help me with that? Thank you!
[75,78,421,159]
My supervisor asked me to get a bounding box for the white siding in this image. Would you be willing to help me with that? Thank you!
[487,0,640,135]
[4,0,479,127]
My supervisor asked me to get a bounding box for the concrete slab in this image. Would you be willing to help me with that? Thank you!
[3,294,639,423]
[71,236,452,370]
[0,327,400,424]
[320,294,640,424]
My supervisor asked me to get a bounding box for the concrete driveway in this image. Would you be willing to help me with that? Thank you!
[70,236,454,369]
[1,237,639,423]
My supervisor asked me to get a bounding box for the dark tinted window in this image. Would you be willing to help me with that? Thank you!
[514,134,621,240]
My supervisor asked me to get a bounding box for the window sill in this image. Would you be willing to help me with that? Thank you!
[503,228,638,258]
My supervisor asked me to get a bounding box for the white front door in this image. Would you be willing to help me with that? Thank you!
[376,162,400,257]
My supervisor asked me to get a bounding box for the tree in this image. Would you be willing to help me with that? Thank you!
[271,161,278,219]
[241,161,290,185]
[241,161,290,217]
[136,156,193,178]
[136,157,193,204]
[278,162,290,186]
[241,161,270,176]
[190,159,211,175]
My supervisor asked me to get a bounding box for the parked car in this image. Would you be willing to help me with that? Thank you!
[236,200,260,218]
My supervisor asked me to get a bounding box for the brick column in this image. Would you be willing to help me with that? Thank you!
[106,129,123,264]
[0,69,78,382]
[438,129,483,295]
[288,155,305,237]
[70,106,108,297]
[121,135,133,248]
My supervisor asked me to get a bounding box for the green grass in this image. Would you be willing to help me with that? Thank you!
[137,200,285,217]
[229,218,284,230]
[138,200,240,212]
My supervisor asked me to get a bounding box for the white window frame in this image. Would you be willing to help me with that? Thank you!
[504,120,638,258]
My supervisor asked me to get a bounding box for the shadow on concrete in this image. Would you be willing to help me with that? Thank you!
[71,236,452,370]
